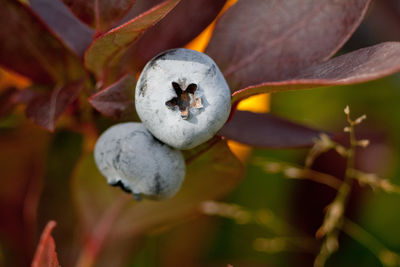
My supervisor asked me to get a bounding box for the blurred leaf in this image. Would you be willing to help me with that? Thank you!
[36,130,83,266]
[0,68,31,90]
[62,0,136,32]
[232,42,400,102]
[72,141,243,264]
[26,80,85,131]
[31,221,60,267]
[88,74,136,120]
[156,216,219,266]
[0,88,19,119]
[0,126,50,266]
[109,140,244,236]
[0,0,87,85]
[206,0,371,91]
[219,111,326,148]
[29,0,94,57]
[84,0,181,78]
[182,136,221,164]
[72,152,124,229]
[119,0,226,72]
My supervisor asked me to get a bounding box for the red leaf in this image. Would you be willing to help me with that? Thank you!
[84,0,181,78]
[0,88,36,118]
[88,74,136,119]
[0,88,19,118]
[206,0,371,91]
[119,0,226,72]
[26,80,84,131]
[31,221,60,267]
[219,111,326,148]
[232,42,400,103]
[0,0,87,85]
[29,0,94,57]
[62,0,136,32]
[0,126,49,266]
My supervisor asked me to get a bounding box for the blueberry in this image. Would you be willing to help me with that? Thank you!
[94,122,185,200]
[135,48,231,150]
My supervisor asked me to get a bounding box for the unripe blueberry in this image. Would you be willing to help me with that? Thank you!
[135,48,231,150]
[94,122,185,200]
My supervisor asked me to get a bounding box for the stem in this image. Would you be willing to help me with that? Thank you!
[254,158,342,190]
[202,201,318,254]
[314,109,358,267]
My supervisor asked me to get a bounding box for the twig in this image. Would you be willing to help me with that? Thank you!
[253,158,342,190]
[253,236,318,254]
[349,169,400,194]
[305,133,348,168]
[314,106,365,267]
[200,201,317,254]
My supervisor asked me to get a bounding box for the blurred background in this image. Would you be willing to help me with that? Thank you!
[1,0,400,266]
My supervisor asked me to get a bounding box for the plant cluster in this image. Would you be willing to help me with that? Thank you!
[0,0,400,266]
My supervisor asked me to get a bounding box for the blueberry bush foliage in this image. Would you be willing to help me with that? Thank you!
[0,0,400,266]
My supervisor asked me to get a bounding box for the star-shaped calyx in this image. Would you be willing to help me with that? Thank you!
[165,81,203,119]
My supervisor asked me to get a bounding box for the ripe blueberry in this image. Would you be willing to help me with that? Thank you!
[94,122,185,200]
[135,48,231,150]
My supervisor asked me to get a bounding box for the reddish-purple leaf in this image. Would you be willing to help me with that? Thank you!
[118,0,226,73]
[29,0,94,57]
[62,0,136,32]
[219,111,326,148]
[0,126,49,266]
[232,42,400,103]
[88,74,136,119]
[31,221,60,267]
[206,0,371,91]
[0,86,41,119]
[26,80,84,131]
[84,0,181,78]
[0,88,19,118]
[0,0,87,85]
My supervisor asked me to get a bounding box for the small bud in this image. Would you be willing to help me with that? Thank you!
[325,235,339,252]
[284,167,302,178]
[379,250,399,266]
[344,105,350,115]
[335,146,348,157]
[200,201,219,214]
[357,139,370,147]
[319,133,333,146]
[264,162,282,173]
[355,114,367,125]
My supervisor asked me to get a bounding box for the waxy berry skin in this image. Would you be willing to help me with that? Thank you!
[135,48,231,150]
[94,122,185,200]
